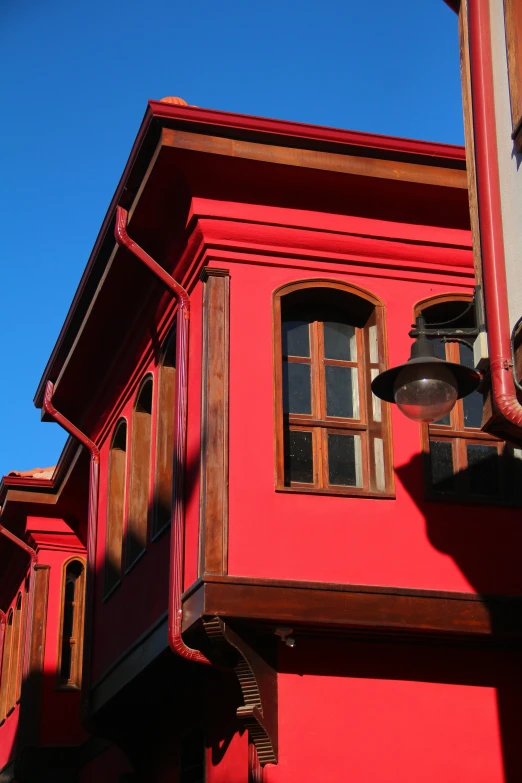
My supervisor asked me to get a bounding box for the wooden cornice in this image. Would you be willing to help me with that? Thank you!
[162,128,467,190]
[182,575,522,642]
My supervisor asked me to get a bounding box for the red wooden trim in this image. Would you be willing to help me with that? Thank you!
[148,101,466,162]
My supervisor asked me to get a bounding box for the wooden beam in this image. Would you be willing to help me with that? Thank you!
[182,574,522,641]
[162,128,467,190]
[199,268,230,576]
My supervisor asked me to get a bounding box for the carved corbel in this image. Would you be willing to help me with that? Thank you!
[202,617,278,765]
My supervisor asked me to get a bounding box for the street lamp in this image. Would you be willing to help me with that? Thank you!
[371,314,481,423]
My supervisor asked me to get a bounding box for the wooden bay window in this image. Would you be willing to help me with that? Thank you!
[419,295,522,504]
[274,281,393,496]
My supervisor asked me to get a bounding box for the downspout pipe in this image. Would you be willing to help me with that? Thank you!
[468,0,522,432]
[43,381,100,723]
[115,206,211,666]
[0,526,37,707]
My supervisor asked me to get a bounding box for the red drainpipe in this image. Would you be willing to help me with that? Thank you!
[0,526,37,701]
[43,381,100,722]
[468,0,522,431]
[115,206,211,666]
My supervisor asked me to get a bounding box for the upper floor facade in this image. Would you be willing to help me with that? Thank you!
[3,98,522,781]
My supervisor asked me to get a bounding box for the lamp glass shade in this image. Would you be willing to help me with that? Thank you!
[393,362,459,423]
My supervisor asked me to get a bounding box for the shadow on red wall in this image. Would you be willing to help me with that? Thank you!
[397,452,522,783]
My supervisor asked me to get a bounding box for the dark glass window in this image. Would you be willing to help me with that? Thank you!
[276,283,392,495]
[59,560,85,688]
[420,296,522,505]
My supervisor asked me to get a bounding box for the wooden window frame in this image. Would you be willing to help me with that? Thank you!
[153,329,176,541]
[5,593,23,716]
[417,294,522,506]
[274,280,394,498]
[126,375,154,571]
[56,558,86,690]
[504,0,522,152]
[104,418,128,599]
[0,609,13,723]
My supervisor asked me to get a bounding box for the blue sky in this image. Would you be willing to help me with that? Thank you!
[0,0,461,477]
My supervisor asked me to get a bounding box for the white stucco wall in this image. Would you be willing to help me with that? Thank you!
[488,0,522,331]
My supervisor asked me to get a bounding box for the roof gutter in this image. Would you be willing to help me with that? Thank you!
[43,381,100,725]
[468,0,522,433]
[115,206,211,666]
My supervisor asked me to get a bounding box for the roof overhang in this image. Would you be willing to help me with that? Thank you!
[33,100,467,415]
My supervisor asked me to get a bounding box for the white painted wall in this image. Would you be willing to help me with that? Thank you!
[488,0,522,331]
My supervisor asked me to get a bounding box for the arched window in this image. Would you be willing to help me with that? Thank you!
[274,281,393,496]
[417,295,522,503]
[127,376,153,567]
[104,419,127,596]
[154,329,176,537]
[0,610,13,720]
[58,559,85,688]
[6,593,22,714]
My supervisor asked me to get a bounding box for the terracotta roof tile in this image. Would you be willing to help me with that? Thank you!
[7,466,55,480]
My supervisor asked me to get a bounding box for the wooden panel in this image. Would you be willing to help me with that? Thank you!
[154,332,176,537]
[162,128,468,190]
[504,0,522,151]
[127,378,153,568]
[19,565,50,748]
[6,593,22,715]
[104,422,127,595]
[199,269,230,576]
[182,574,522,641]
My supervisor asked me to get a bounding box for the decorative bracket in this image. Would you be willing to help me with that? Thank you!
[202,617,278,765]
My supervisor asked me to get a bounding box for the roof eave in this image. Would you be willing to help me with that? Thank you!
[33,101,466,409]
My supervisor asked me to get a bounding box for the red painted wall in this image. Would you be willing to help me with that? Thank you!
[265,637,520,783]
[0,516,87,769]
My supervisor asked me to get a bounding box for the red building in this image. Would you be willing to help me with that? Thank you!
[1,97,522,782]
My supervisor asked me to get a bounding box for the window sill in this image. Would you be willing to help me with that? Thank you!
[276,485,395,500]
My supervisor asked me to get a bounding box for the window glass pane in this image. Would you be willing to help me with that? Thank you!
[459,341,475,369]
[283,361,312,414]
[326,366,359,419]
[373,438,385,491]
[458,340,482,428]
[328,433,362,486]
[370,368,382,422]
[432,338,447,361]
[60,643,72,681]
[430,440,455,492]
[462,391,483,429]
[62,600,74,639]
[284,430,313,484]
[282,320,310,357]
[430,339,450,424]
[323,323,356,361]
[368,324,378,364]
[467,444,500,497]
